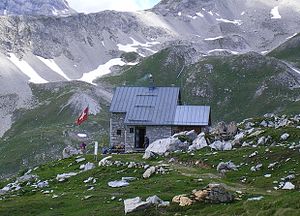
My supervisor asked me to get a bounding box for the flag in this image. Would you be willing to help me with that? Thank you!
[76,107,89,125]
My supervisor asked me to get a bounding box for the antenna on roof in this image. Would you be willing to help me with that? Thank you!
[148,73,155,90]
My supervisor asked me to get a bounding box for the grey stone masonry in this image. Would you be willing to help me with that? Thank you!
[110,113,126,147]
[146,126,172,144]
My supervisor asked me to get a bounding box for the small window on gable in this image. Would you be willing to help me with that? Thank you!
[117,130,121,135]
[129,128,134,133]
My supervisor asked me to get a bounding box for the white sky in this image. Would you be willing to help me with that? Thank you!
[68,0,161,13]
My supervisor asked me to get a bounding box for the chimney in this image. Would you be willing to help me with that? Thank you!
[148,74,155,90]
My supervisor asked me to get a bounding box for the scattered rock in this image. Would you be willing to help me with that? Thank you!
[251,164,262,172]
[108,180,129,188]
[83,162,95,171]
[98,156,113,166]
[56,172,77,182]
[210,141,232,151]
[146,195,170,207]
[247,196,264,201]
[205,184,234,203]
[172,195,193,206]
[280,133,290,141]
[75,158,86,163]
[217,161,237,174]
[282,182,295,190]
[143,166,156,179]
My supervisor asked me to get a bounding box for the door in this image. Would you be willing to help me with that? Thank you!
[135,127,146,149]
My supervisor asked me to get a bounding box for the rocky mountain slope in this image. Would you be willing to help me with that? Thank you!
[0,0,75,16]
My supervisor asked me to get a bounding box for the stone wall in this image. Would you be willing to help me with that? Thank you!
[146,126,172,144]
[110,113,126,147]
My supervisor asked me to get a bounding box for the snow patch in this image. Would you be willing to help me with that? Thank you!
[271,6,281,19]
[208,49,239,55]
[79,58,127,85]
[37,56,70,81]
[117,37,160,54]
[216,18,242,25]
[178,12,182,16]
[204,36,224,41]
[208,11,213,16]
[241,11,245,16]
[8,54,48,84]
[286,33,297,40]
[196,12,204,18]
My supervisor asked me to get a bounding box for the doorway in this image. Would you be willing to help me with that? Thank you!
[135,127,146,149]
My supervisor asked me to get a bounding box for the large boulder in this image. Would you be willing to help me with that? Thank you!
[210,141,232,151]
[217,161,237,173]
[62,145,81,159]
[124,197,150,214]
[189,133,208,151]
[205,184,234,203]
[143,137,185,158]
[124,196,169,214]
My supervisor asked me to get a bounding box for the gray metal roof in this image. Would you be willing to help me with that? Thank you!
[110,87,180,125]
[174,106,211,126]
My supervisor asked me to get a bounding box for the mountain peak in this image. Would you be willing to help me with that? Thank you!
[0,0,76,16]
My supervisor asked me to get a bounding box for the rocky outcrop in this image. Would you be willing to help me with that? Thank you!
[0,0,75,16]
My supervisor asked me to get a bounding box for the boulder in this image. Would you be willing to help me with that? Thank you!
[143,137,184,157]
[210,141,232,151]
[124,196,169,214]
[193,190,209,201]
[36,181,49,188]
[189,134,207,151]
[280,133,290,141]
[56,172,77,182]
[98,156,112,166]
[217,161,237,173]
[146,195,170,207]
[108,180,129,188]
[186,130,198,141]
[83,162,95,171]
[206,184,234,203]
[282,182,295,190]
[172,195,193,206]
[62,145,81,159]
[124,197,150,214]
[257,136,266,145]
[143,166,156,179]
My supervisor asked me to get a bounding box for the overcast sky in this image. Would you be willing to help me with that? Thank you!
[68,0,161,13]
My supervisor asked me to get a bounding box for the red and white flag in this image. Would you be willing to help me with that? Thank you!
[76,107,89,125]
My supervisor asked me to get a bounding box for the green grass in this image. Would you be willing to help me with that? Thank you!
[1,144,300,216]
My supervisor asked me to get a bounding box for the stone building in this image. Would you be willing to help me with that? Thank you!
[109,86,211,151]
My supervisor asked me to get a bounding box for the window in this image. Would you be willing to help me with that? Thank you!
[129,128,134,133]
[117,130,121,135]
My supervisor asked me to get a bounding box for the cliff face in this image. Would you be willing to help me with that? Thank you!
[0,0,75,16]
